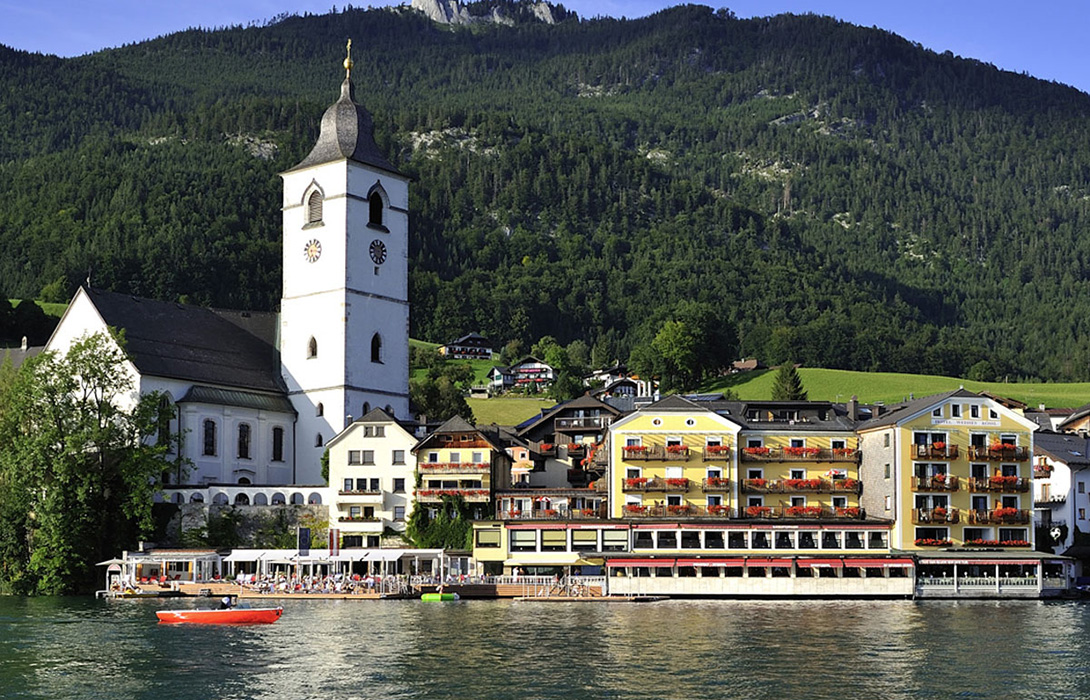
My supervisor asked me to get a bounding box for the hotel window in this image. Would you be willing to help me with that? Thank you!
[728,532,748,548]
[362,450,375,465]
[790,496,806,508]
[990,409,999,419]
[774,532,795,549]
[822,532,841,549]
[657,531,678,549]
[1080,482,1085,494]
[790,438,804,448]
[845,532,864,549]
[428,452,439,463]
[509,530,537,552]
[602,530,629,551]
[832,496,847,510]
[884,495,892,511]
[541,530,567,552]
[1081,509,1086,520]
[747,439,763,449]
[392,450,405,464]
[751,532,771,549]
[237,423,251,459]
[450,452,461,464]
[707,494,723,507]
[798,532,817,549]
[884,433,890,448]
[626,468,641,480]
[831,439,846,450]
[272,427,284,462]
[475,529,501,548]
[203,419,217,456]
[706,437,722,448]
[790,469,805,479]
[868,532,888,549]
[707,468,722,480]
[963,528,989,542]
[343,479,353,491]
[932,407,942,417]
[999,528,1026,543]
[952,405,961,418]
[472,451,484,464]
[705,531,725,549]
[884,464,891,479]
[369,478,380,491]
[393,478,405,493]
[394,506,406,520]
[349,506,361,518]
[681,531,701,549]
[633,531,654,549]
[348,451,361,465]
[970,405,980,419]
[572,530,598,551]
[356,479,368,491]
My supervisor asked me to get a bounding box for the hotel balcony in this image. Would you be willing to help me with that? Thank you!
[1033,464,1053,478]
[967,445,1031,461]
[913,444,959,460]
[911,507,961,525]
[622,504,734,518]
[336,489,384,505]
[336,516,385,533]
[968,476,1030,494]
[911,475,960,492]
[737,505,864,520]
[499,507,606,521]
[419,462,490,474]
[967,508,1032,525]
[555,416,609,431]
[622,477,692,493]
[702,446,733,461]
[740,447,860,463]
[701,477,731,492]
[415,488,490,503]
[622,445,692,461]
[740,478,861,494]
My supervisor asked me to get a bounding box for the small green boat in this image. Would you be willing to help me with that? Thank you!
[421,592,460,602]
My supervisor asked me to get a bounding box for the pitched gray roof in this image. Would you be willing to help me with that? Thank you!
[86,287,283,393]
[856,389,976,431]
[178,385,295,414]
[287,76,400,175]
[1035,432,1090,468]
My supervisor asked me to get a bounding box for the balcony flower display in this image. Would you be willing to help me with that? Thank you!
[784,478,823,490]
[708,504,730,515]
[705,477,729,488]
[834,478,859,490]
[542,509,558,517]
[666,504,692,515]
[785,505,823,517]
[914,538,952,546]
[964,538,1000,546]
[625,477,649,488]
[989,475,1020,487]
[541,443,554,450]
[832,447,856,457]
[665,444,689,454]
[705,445,730,455]
[746,505,772,517]
[784,446,821,457]
[746,478,767,488]
[931,473,947,484]
[743,446,771,456]
[993,507,1020,519]
[579,508,596,517]
[665,477,690,488]
[623,445,648,456]
[624,504,648,515]
[1000,539,1031,546]
[931,441,946,450]
[835,506,861,518]
[567,443,582,451]
[990,441,1016,452]
[932,506,948,519]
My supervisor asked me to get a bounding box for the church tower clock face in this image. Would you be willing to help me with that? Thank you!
[369,239,387,265]
[304,239,322,263]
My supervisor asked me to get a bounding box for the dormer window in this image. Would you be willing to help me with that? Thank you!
[307,191,323,225]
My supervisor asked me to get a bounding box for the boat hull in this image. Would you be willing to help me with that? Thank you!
[156,607,283,624]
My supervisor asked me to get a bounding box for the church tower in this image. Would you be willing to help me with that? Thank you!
[280,42,410,483]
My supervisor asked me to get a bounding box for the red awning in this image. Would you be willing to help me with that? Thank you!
[924,559,1038,566]
[842,558,915,567]
[796,559,844,568]
[745,558,794,567]
[606,558,675,568]
[675,559,746,567]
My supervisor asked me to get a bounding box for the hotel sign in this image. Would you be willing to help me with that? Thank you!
[931,419,1000,427]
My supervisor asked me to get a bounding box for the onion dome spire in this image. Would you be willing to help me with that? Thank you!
[288,39,400,174]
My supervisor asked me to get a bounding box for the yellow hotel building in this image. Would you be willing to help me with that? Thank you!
[858,389,1038,553]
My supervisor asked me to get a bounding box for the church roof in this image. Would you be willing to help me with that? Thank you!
[85,287,283,393]
[288,75,401,175]
[178,385,295,414]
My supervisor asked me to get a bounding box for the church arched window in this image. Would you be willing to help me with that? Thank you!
[307,190,323,224]
[237,423,251,459]
[308,337,318,359]
[369,192,383,227]
[316,402,324,417]
[315,433,324,448]
[371,333,383,363]
[272,426,285,462]
[203,419,217,456]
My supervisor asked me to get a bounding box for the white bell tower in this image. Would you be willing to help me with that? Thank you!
[279,41,410,484]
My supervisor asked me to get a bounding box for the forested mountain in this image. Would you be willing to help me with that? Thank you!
[3,3,1090,380]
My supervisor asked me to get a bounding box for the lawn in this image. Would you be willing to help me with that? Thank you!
[467,397,554,426]
[704,368,1090,409]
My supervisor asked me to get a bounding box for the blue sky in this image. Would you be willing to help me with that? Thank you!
[2,1,1088,94]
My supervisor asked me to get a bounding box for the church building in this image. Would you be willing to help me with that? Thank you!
[44,47,409,490]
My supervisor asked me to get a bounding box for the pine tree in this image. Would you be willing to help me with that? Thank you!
[771,363,808,401]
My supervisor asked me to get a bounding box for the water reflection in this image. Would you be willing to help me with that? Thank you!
[2,598,1089,700]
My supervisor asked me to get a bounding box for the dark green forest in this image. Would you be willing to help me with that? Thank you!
[3,3,1090,380]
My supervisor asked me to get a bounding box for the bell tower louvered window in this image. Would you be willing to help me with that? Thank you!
[307,191,323,224]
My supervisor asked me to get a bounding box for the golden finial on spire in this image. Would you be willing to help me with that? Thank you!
[344,39,353,78]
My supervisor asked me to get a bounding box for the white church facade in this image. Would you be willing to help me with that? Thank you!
[44,49,410,496]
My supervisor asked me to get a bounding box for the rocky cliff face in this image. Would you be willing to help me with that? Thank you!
[409,0,566,26]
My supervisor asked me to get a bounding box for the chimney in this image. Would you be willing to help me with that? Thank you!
[847,395,859,421]
[21,336,27,351]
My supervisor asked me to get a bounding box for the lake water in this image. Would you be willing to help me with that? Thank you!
[1,596,1089,700]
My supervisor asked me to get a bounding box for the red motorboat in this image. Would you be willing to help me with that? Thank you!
[156,606,283,624]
